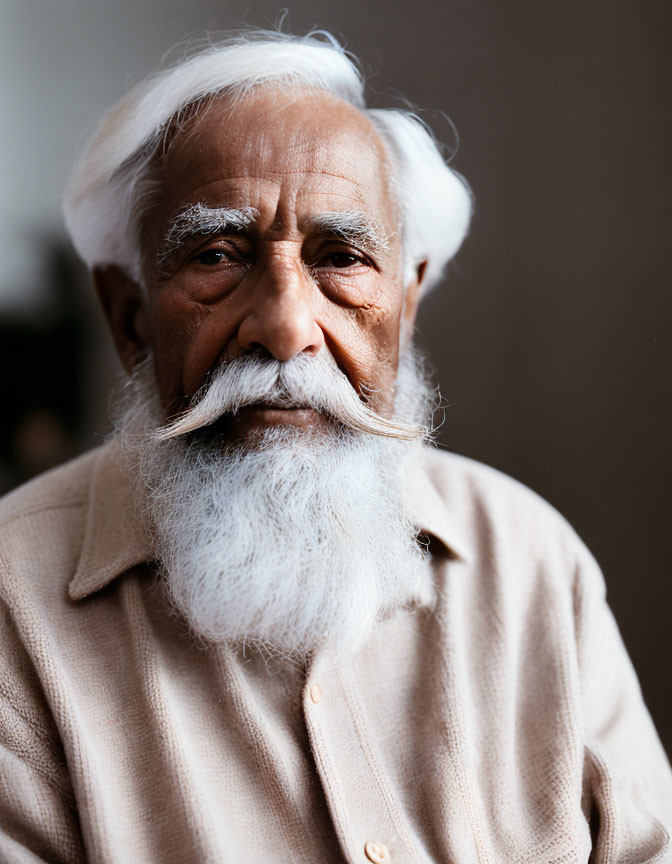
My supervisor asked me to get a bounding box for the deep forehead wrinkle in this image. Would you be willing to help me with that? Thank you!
[306,210,396,255]
[157,203,259,267]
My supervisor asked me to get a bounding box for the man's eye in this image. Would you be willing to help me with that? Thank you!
[324,252,363,269]
[192,249,230,266]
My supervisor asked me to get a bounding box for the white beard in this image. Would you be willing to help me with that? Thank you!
[116,348,436,658]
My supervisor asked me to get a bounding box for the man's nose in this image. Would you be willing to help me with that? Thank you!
[237,257,325,362]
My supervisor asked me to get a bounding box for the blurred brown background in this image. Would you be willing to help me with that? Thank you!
[2,0,670,755]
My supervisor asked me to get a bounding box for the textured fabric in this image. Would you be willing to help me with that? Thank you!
[0,439,671,863]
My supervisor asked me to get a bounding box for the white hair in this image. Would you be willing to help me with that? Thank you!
[116,346,435,657]
[63,29,472,294]
[153,345,425,442]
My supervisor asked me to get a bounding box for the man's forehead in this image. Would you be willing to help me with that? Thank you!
[156,89,395,222]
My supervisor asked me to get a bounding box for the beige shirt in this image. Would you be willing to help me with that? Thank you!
[1,440,671,864]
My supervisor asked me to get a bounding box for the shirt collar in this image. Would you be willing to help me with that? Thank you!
[403,447,471,563]
[69,440,469,602]
[69,439,152,601]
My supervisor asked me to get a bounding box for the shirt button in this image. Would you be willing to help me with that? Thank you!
[309,683,322,703]
[364,840,390,862]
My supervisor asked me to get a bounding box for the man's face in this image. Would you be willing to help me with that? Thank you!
[103,88,420,440]
[104,89,431,652]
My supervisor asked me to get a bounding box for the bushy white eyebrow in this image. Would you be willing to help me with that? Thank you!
[157,203,259,268]
[156,204,393,270]
[308,210,394,256]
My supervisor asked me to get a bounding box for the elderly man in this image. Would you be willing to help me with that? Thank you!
[0,29,670,864]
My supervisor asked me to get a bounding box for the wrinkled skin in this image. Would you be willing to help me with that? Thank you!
[95,88,425,438]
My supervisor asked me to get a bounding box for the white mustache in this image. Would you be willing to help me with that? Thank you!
[153,350,424,442]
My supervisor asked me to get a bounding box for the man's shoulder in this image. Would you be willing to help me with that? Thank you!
[0,445,102,532]
[419,445,564,513]
[0,437,148,614]
[416,445,587,566]
[0,443,126,608]
[0,446,113,592]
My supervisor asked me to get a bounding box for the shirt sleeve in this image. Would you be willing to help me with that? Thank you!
[0,603,86,864]
[0,736,85,864]
[574,541,672,861]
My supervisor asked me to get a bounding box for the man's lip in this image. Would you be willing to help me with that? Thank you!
[239,402,311,411]
[234,404,325,429]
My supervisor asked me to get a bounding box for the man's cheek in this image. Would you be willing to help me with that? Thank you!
[318,272,384,309]
[176,301,252,395]
[150,293,213,403]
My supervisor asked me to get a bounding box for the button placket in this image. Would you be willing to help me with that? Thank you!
[303,669,361,862]
[302,653,422,864]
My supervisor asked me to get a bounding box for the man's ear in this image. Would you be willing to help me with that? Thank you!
[93,265,151,374]
[400,260,427,348]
